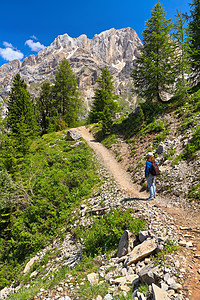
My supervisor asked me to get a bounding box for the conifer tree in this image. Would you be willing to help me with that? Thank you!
[89,66,118,125]
[173,10,192,98]
[187,0,200,84]
[53,58,81,127]
[38,81,55,133]
[131,1,176,102]
[7,74,38,153]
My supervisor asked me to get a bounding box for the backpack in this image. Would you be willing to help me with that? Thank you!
[150,162,160,176]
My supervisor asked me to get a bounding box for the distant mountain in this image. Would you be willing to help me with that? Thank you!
[0,28,142,111]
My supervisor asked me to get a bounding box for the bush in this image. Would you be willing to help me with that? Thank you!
[74,208,146,257]
[140,101,164,122]
[0,131,100,289]
[183,126,200,159]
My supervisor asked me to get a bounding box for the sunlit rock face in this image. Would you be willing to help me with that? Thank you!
[0,27,142,110]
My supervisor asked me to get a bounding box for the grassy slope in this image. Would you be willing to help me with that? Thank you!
[0,130,100,289]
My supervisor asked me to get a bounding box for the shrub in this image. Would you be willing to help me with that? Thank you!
[183,126,200,159]
[0,132,100,289]
[189,180,200,201]
[74,208,146,257]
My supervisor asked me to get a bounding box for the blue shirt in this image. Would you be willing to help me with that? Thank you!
[145,161,158,178]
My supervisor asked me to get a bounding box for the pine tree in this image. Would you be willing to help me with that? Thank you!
[131,1,176,102]
[173,10,192,98]
[89,66,118,124]
[187,0,200,84]
[7,73,38,154]
[53,58,82,127]
[37,81,55,133]
[7,74,38,137]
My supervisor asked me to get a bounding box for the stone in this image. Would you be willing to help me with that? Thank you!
[152,283,170,300]
[139,263,161,285]
[87,273,99,285]
[166,277,175,286]
[186,241,193,247]
[178,239,187,247]
[69,141,82,148]
[59,297,72,300]
[23,256,38,274]
[103,294,113,300]
[139,231,149,243]
[169,283,182,291]
[125,239,157,266]
[120,285,130,292]
[161,282,169,291]
[157,144,165,154]
[167,290,175,297]
[126,274,139,286]
[66,129,82,141]
[30,270,38,278]
[96,296,103,300]
[112,276,126,285]
[117,230,136,258]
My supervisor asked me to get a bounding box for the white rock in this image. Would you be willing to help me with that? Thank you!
[23,256,39,274]
[103,294,113,300]
[87,273,99,285]
[152,283,170,300]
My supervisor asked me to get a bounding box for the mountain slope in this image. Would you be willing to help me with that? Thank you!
[0,27,142,110]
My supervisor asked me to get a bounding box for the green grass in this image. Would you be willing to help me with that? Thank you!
[73,208,147,257]
[0,130,100,289]
[101,133,118,148]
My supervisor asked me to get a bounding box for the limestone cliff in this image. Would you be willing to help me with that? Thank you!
[0,27,142,110]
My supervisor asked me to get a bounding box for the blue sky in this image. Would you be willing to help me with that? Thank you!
[0,0,190,67]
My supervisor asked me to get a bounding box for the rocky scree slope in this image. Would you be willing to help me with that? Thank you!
[0,27,141,110]
[0,141,199,300]
[110,108,200,208]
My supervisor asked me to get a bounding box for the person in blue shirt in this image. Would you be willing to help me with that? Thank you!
[145,152,157,200]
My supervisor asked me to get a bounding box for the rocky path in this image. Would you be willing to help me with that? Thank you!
[77,126,200,300]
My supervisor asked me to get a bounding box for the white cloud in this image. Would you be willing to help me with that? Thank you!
[25,39,45,52]
[31,35,37,40]
[0,42,24,62]
[3,41,14,49]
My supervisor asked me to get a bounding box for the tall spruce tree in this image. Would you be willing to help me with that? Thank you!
[7,74,38,153]
[89,65,118,125]
[173,10,192,98]
[131,1,177,102]
[187,0,200,84]
[37,81,55,133]
[53,58,81,127]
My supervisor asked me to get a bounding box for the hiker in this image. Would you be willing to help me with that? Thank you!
[145,152,159,200]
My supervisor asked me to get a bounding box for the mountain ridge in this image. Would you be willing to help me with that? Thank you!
[0,27,142,110]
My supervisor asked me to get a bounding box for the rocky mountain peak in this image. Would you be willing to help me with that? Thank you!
[0,27,142,110]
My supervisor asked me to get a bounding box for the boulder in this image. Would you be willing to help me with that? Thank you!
[117,230,136,258]
[139,231,149,243]
[152,283,170,300]
[125,239,157,266]
[157,143,165,154]
[139,263,161,285]
[66,129,82,141]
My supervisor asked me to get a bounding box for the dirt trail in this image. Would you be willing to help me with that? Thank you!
[77,126,200,300]
[77,126,145,197]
